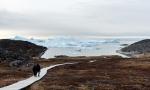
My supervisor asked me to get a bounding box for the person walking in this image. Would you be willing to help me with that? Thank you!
[32,63,41,77]
[36,64,41,77]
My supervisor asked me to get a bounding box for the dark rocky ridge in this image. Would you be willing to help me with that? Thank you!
[0,39,47,67]
[120,39,150,56]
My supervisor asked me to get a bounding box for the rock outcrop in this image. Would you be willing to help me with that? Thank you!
[0,39,47,67]
[120,39,150,57]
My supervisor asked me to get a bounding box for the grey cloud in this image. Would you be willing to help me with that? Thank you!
[0,0,150,37]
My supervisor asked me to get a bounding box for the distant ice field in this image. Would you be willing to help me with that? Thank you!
[13,36,149,58]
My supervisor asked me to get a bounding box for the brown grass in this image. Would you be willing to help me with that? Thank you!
[1,56,150,90]
[0,63,33,87]
[27,56,150,90]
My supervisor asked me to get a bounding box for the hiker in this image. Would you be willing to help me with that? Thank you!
[32,64,41,77]
[36,64,41,77]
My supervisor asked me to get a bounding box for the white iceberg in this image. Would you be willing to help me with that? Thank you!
[13,36,120,48]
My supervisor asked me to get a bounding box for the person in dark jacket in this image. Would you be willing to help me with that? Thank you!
[32,64,41,77]
[36,64,41,77]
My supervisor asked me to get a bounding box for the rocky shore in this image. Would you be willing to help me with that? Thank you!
[119,39,150,57]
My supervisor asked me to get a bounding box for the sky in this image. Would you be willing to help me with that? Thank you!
[0,0,150,38]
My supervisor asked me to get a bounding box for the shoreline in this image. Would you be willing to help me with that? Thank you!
[116,50,132,58]
[42,47,130,59]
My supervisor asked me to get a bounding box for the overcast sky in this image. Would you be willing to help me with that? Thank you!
[0,0,150,38]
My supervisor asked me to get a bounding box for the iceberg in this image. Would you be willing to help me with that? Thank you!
[13,36,120,48]
[14,36,28,41]
[103,39,120,43]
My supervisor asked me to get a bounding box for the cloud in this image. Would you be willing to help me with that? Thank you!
[0,0,150,37]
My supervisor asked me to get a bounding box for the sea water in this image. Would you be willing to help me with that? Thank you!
[41,37,146,58]
[13,36,148,59]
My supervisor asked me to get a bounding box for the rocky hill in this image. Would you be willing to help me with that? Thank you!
[120,39,150,56]
[0,39,47,67]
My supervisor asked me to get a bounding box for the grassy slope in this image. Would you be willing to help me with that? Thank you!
[26,56,150,90]
[1,56,150,90]
[0,63,32,87]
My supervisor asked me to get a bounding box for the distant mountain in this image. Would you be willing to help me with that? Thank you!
[120,39,150,57]
[0,39,47,67]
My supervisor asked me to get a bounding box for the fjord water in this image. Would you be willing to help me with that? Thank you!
[41,37,145,59]
[13,36,147,59]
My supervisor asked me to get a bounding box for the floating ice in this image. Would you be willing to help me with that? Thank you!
[13,36,120,48]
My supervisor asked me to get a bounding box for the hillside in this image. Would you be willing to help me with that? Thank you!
[0,39,47,67]
[120,39,150,57]
[25,56,150,90]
